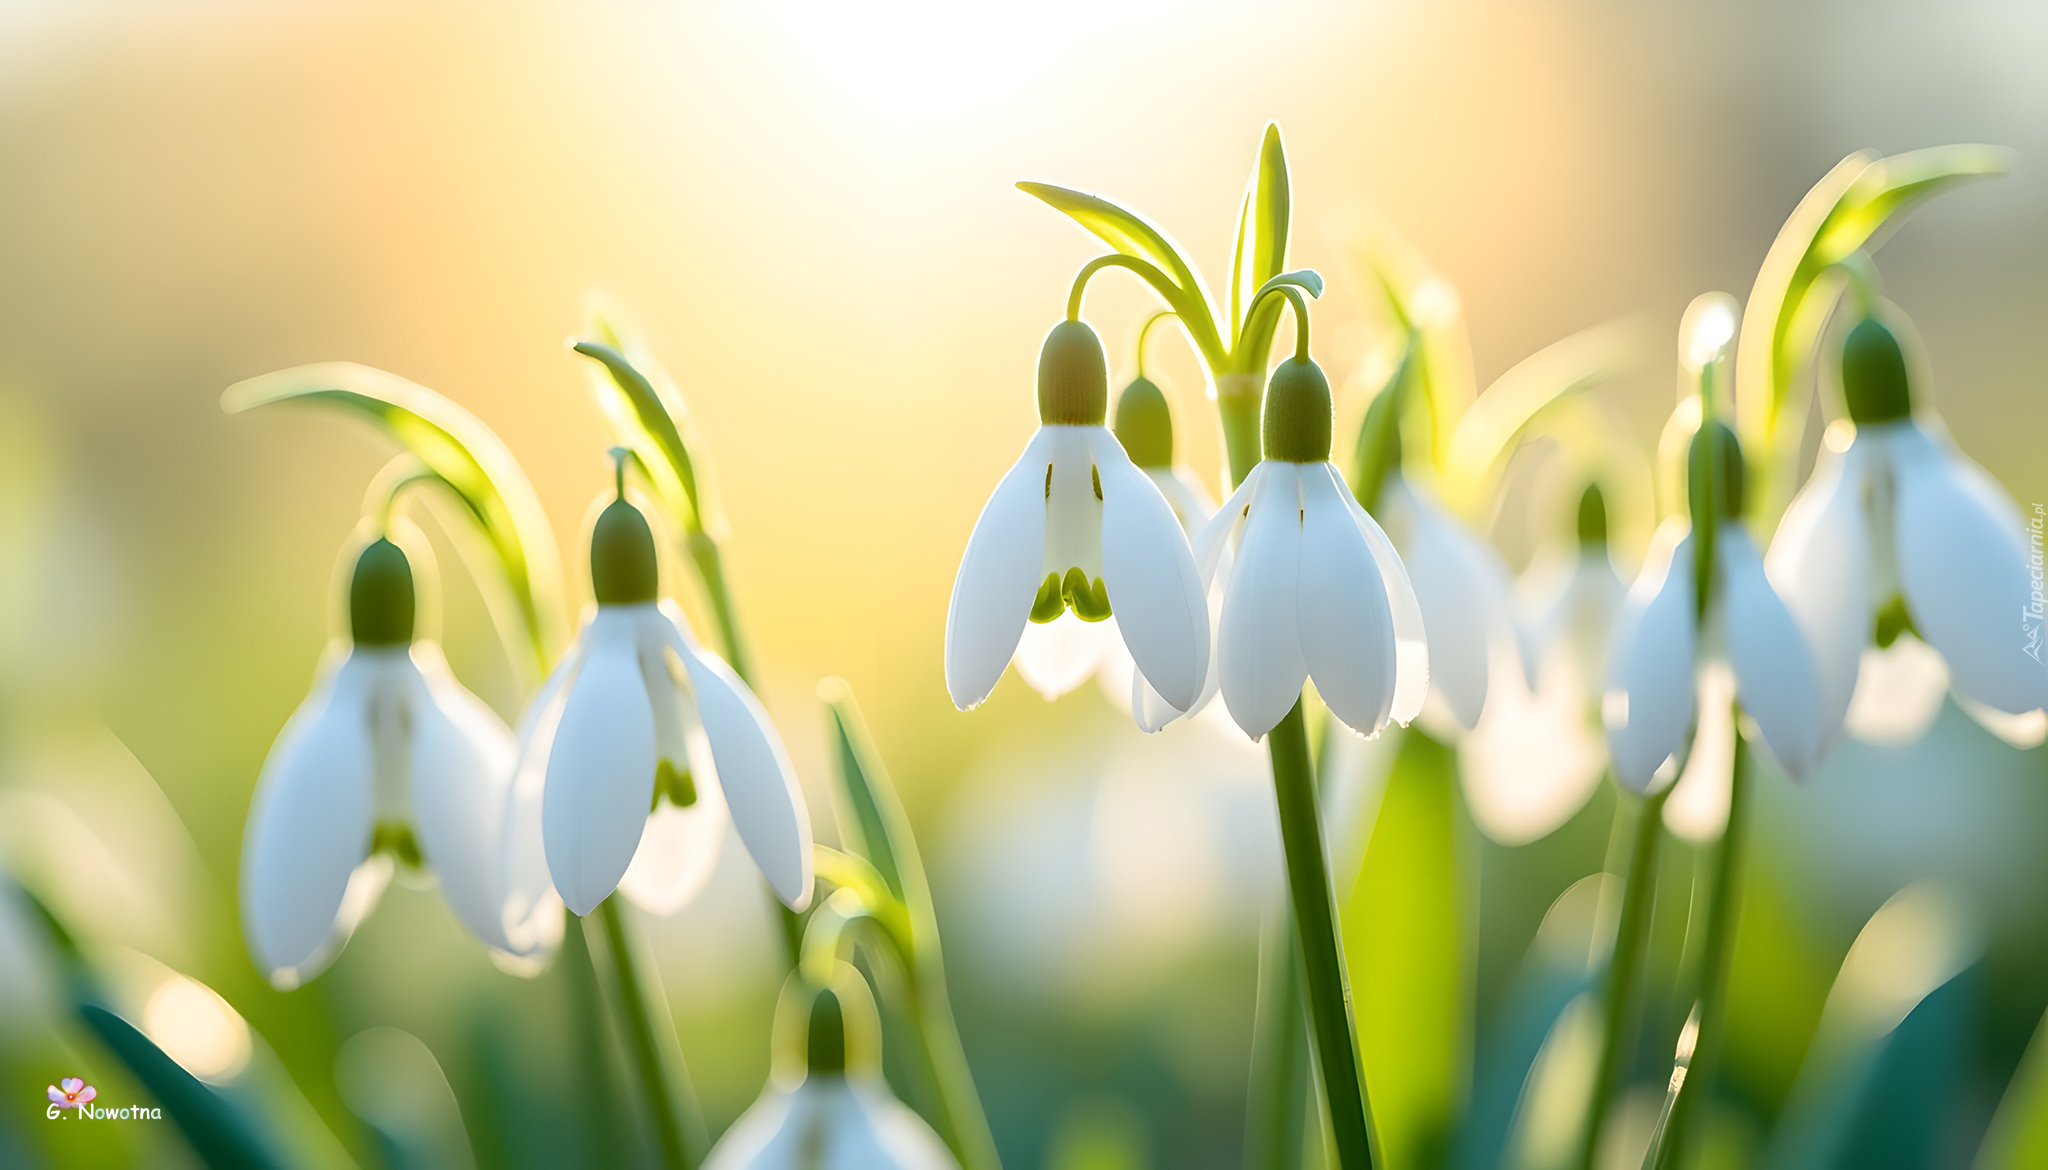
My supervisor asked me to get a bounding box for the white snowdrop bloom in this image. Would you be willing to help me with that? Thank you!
[241,538,556,989]
[1603,421,1850,792]
[945,321,1211,723]
[1463,485,1628,845]
[1769,315,2048,748]
[506,490,813,920]
[1190,356,1428,741]
[706,975,958,1170]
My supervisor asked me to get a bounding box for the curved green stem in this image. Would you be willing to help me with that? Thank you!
[1578,784,1671,1168]
[1243,283,1312,361]
[1135,309,1178,380]
[588,897,708,1170]
[1269,700,1378,1168]
[1649,712,1751,1170]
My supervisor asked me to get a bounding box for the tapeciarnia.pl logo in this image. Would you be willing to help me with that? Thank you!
[45,1078,160,1122]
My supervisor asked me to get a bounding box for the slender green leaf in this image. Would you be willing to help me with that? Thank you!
[1817,144,2011,262]
[1357,246,1477,470]
[1978,1005,2048,1168]
[80,1006,289,1169]
[1017,180,1224,362]
[223,363,563,674]
[1230,123,1291,336]
[1342,728,1470,1170]
[578,301,722,536]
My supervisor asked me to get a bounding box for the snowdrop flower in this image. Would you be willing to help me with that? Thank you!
[1463,484,1627,844]
[1191,356,1428,740]
[1603,421,1850,792]
[241,537,555,989]
[706,973,957,1170]
[1769,314,2048,748]
[946,320,1210,722]
[508,468,813,919]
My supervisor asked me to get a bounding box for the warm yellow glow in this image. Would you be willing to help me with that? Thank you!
[1679,291,1739,372]
[143,974,252,1083]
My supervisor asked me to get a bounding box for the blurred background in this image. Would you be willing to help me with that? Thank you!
[2,1,2045,1166]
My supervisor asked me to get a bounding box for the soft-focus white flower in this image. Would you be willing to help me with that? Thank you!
[1189,358,1428,741]
[1463,491,1628,844]
[1376,476,1526,736]
[1768,317,2048,747]
[507,495,813,920]
[945,321,1210,722]
[241,538,553,989]
[707,975,957,1170]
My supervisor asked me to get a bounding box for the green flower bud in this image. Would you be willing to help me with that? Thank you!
[590,498,659,605]
[1037,320,1110,426]
[1113,376,1174,468]
[1840,316,1913,425]
[349,537,415,646]
[1262,357,1333,463]
[1576,482,1609,547]
[1685,419,1745,523]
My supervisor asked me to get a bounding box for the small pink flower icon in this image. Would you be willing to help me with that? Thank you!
[47,1078,95,1109]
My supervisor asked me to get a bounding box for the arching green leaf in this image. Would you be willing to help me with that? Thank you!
[1017,181,1224,364]
[1231,124,1291,337]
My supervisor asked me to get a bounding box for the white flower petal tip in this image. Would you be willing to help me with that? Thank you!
[667,624,816,912]
[1386,480,1516,732]
[1845,638,1950,748]
[1461,658,1606,846]
[541,617,658,917]
[1092,432,1210,712]
[945,430,1055,710]
[1720,525,1832,779]
[1765,443,1870,733]
[1957,694,2048,749]
[240,652,383,986]
[1296,467,1398,737]
[1217,464,1309,739]
[1603,522,1697,792]
[1338,478,1428,727]
[1012,613,1115,702]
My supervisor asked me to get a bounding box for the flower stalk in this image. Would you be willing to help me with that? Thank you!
[1577,783,1670,1167]
[588,896,709,1170]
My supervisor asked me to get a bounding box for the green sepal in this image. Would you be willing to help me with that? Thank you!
[1029,573,1065,623]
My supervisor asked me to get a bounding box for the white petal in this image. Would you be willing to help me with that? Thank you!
[1219,463,1308,738]
[1720,524,1831,778]
[1766,442,1872,735]
[1336,472,1429,726]
[662,610,815,911]
[1603,521,1697,792]
[404,645,529,955]
[542,609,657,916]
[1093,430,1210,712]
[1295,465,1398,736]
[1191,463,1264,591]
[1957,694,2048,748]
[1664,667,1735,844]
[944,428,1055,709]
[1845,637,1950,747]
[619,794,729,915]
[1891,424,2048,715]
[499,640,583,953]
[240,650,381,987]
[1013,612,1115,701]
[1147,466,1218,532]
[1384,480,1515,731]
[1461,650,1606,846]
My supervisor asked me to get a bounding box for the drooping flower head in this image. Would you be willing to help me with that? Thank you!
[506,454,814,921]
[946,319,1211,723]
[1191,354,1428,740]
[1769,308,2048,747]
[241,532,553,989]
[706,970,958,1170]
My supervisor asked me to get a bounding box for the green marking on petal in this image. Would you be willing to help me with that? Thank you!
[1064,567,1112,621]
[372,821,423,869]
[652,759,697,809]
[1029,572,1065,623]
[1874,593,1918,649]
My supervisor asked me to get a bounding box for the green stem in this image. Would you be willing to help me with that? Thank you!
[903,979,1002,1170]
[588,898,708,1169]
[1649,712,1751,1170]
[1578,785,1670,1168]
[1268,701,1378,1168]
[1246,918,1311,1169]
[1217,373,1266,486]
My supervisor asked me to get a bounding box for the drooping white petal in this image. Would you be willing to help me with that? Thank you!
[1461,647,1606,846]
[1664,667,1736,844]
[704,1077,957,1170]
[499,640,584,953]
[1720,523,1832,778]
[1523,548,1628,708]
[1191,463,1264,591]
[1383,479,1516,732]
[1891,422,2048,715]
[542,608,657,916]
[1335,471,1430,727]
[241,650,382,987]
[618,610,731,914]
[1766,441,1872,735]
[661,607,815,911]
[1845,637,1950,747]
[1218,463,1309,739]
[1146,466,1218,532]
[404,644,532,956]
[1603,521,1697,792]
[1295,465,1398,736]
[1956,693,2048,748]
[1093,429,1210,712]
[1011,612,1115,701]
[944,428,1055,710]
